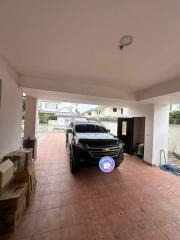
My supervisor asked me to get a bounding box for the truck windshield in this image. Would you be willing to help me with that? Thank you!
[75,124,107,133]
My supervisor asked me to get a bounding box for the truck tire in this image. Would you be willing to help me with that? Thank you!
[70,147,79,173]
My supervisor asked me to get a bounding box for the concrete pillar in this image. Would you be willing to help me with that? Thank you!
[24,96,38,138]
[0,57,22,158]
[152,104,169,165]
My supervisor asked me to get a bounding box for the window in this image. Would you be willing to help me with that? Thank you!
[121,108,123,114]
[113,108,117,112]
[122,121,127,136]
[75,124,107,133]
[45,103,58,110]
[177,104,180,109]
[39,103,43,109]
[88,112,91,116]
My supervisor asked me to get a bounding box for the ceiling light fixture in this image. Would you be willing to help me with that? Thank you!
[119,35,133,50]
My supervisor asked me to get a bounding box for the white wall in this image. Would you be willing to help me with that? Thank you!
[0,57,22,159]
[101,121,118,136]
[103,107,127,117]
[84,107,129,118]
[128,104,169,165]
[128,104,154,165]
[152,104,169,165]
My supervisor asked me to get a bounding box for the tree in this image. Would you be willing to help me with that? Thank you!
[38,112,57,124]
[169,110,180,119]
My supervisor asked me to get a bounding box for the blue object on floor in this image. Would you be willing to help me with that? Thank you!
[160,163,180,176]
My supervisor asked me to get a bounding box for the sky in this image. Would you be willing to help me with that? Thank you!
[58,102,98,113]
[77,104,97,113]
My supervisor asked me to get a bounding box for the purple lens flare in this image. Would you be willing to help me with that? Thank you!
[99,156,115,173]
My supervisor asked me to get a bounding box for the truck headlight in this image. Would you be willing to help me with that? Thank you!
[77,143,88,150]
[118,141,124,148]
[77,142,84,149]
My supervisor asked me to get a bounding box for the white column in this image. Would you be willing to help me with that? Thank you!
[0,57,22,158]
[24,96,38,138]
[152,104,169,165]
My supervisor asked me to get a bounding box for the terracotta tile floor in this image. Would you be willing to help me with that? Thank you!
[2,133,180,240]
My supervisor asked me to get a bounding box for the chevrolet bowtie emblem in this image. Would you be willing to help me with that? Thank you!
[103,148,110,152]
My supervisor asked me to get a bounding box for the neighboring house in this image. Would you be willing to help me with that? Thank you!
[82,106,128,119]
[170,104,180,112]
[82,106,129,136]
[38,101,82,129]
[50,106,81,129]
[39,101,61,113]
[39,101,80,114]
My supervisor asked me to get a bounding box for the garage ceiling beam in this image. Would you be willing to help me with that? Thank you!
[20,75,136,101]
[136,77,180,101]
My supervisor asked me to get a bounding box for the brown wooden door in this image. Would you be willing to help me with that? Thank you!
[117,118,134,154]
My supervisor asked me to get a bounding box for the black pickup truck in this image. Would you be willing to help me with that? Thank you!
[66,120,124,173]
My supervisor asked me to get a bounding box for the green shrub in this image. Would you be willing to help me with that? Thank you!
[38,112,57,124]
[169,110,180,119]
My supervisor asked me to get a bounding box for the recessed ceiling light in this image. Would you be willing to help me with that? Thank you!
[119,35,133,50]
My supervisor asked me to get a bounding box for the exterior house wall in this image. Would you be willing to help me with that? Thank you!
[39,101,60,112]
[101,121,118,136]
[84,107,128,118]
[104,107,128,117]
[83,107,129,136]
[0,57,22,159]
[170,104,180,111]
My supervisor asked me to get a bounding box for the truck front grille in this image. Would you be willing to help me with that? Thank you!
[88,146,120,159]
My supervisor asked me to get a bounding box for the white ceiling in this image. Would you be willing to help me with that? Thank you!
[0,0,180,103]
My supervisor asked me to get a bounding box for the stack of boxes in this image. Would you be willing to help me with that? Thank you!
[14,162,36,206]
[0,148,36,234]
[0,183,27,233]
[0,160,14,192]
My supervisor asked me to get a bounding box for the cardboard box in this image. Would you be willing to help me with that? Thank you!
[0,183,27,234]
[14,164,36,206]
[0,183,27,213]
[0,160,14,191]
[21,148,33,168]
[3,150,26,172]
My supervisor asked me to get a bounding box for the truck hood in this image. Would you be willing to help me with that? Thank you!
[75,132,117,141]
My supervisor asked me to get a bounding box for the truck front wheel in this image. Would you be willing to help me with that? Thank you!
[70,147,79,173]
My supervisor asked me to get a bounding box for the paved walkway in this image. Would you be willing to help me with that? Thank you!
[2,133,180,240]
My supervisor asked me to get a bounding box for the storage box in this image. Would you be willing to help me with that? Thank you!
[22,148,33,168]
[3,150,26,172]
[14,164,36,206]
[0,160,14,191]
[0,183,27,234]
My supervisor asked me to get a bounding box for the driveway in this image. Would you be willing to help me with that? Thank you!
[3,133,180,240]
